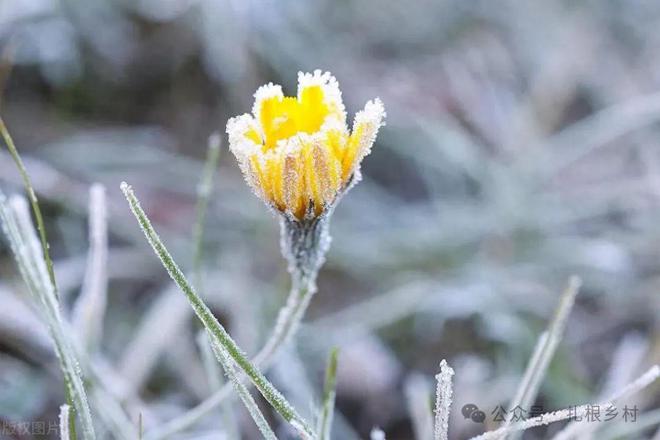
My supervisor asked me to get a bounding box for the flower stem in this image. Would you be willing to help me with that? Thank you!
[254,271,316,365]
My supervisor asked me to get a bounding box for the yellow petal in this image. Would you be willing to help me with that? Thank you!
[342,99,385,180]
[265,153,285,210]
[283,153,304,218]
[249,155,270,201]
[300,138,321,214]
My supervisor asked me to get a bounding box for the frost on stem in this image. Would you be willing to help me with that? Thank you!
[253,210,332,364]
[280,212,332,282]
[278,172,355,283]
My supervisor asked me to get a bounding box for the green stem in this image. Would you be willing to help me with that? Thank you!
[197,331,239,438]
[65,388,78,440]
[2,117,75,437]
[254,272,316,365]
[0,117,58,296]
[317,348,339,440]
[121,182,314,438]
[0,117,84,440]
[59,405,72,440]
[208,332,278,440]
[192,133,221,294]
[0,195,95,440]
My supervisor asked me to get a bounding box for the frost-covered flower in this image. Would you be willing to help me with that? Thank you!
[227,70,385,220]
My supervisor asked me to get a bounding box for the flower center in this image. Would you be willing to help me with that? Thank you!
[258,85,329,150]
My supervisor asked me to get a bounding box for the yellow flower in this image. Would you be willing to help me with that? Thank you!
[227,70,385,220]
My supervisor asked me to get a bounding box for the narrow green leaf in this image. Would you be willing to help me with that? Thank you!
[192,133,222,294]
[121,182,314,438]
[0,117,58,295]
[0,195,96,439]
[208,332,278,440]
[317,348,339,440]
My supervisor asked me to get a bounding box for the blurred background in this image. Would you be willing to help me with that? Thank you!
[1,0,660,438]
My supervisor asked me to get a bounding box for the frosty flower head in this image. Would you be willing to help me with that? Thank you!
[227,70,385,221]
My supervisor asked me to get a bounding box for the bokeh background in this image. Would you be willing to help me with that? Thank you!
[1,0,660,439]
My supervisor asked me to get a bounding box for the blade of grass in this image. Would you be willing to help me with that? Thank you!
[60,404,72,440]
[553,332,649,439]
[0,194,96,439]
[148,214,324,439]
[504,276,581,440]
[552,364,660,440]
[0,117,58,295]
[433,360,454,440]
[471,365,660,440]
[598,408,660,440]
[0,116,78,436]
[404,373,434,440]
[196,330,239,440]
[192,132,222,294]
[190,134,240,437]
[317,347,339,440]
[197,330,224,391]
[72,184,108,353]
[208,331,278,440]
[89,388,137,440]
[120,182,314,438]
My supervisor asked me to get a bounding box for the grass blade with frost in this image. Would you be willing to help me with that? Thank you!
[208,332,277,440]
[145,242,320,440]
[0,118,80,435]
[598,408,660,440]
[434,360,454,440]
[553,331,649,439]
[60,405,72,440]
[197,330,223,391]
[121,182,314,438]
[317,348,339,440]
[0,117,58,294]
[551,364,660,440]
[72,184,108,352]
[196,330,239,439]
[470,365,659,440]
[147,199,326,440]
[190,134,239,437]
[505,276,581,440]
[405,373,434,440]
[192,133,221,294]
[0,194,96,439]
